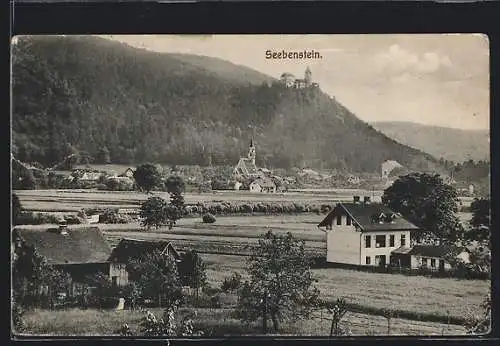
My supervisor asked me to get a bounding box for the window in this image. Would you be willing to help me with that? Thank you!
[112,276,118,288]
[346,216,352,226]
[431,258,436,268]
[401,234,406,247]
[336,215,342,225]
[365,256,371,265]
[375,235,386,248]
[389,235,395,247]
[365,235,371,248]
[422,258,428,267]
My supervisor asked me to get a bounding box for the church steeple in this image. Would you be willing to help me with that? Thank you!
[248,139,256,165]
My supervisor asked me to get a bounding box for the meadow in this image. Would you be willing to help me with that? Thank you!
[13,188,484,336]
[20,306,466,336]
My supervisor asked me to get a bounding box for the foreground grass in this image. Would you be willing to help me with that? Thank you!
[201,254,489,323]
[20,307,466,337]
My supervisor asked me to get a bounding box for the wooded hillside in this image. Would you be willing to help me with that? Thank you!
[12,35,443,174]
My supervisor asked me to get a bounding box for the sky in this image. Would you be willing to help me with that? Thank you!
[101,34,489,130]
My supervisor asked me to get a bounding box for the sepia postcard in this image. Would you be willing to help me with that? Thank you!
[10,34,491,338]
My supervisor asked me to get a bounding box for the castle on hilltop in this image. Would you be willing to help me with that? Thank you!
[280,67,319,89]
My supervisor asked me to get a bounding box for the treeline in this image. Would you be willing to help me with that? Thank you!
[440,158,490,182]
[12,35,443,174]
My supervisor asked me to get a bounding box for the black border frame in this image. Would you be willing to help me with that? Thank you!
[8,1,500,345]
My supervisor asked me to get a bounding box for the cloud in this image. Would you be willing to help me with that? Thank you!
[375,44,452,75]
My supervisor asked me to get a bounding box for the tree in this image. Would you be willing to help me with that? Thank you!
[466,293,491,334]
[96,147,111,164]
[236,231,320,333]
[128,249,182,307]
[12,241,72,309]
[178,250,207,298]
[165,175,186,229]
[468,198,491,243]
[382,173,463,243]
[139,197,169,230]
[12,193,22,225]
[133,163,162,193]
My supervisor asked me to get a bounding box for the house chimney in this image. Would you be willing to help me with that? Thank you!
[364,196,371,204]
[353,196,360,203]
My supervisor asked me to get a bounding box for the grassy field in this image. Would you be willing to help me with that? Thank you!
[14,188,383,213]
[14,189,484,336]
[20,307,467,336]
[198,253,489,323]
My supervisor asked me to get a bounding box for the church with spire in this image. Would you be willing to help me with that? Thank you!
[232,139,260,178]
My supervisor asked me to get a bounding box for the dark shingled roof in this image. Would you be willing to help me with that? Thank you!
[14,227,112,265]
[109,238,181,263]
[235,158,258,176]
[391,246,412,255]
[407,244,468,258]
[318,202,420,232]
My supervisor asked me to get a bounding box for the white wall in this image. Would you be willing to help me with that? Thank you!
[326,230,362,265]
[361,230,411,266]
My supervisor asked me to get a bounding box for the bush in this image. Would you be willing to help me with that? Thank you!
[99,209,129,224]
[202,213,216,223]
[64,214,82,225]
[16,212,60,225]
[221,272,242,292]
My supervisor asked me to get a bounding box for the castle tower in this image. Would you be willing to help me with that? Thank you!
[304,66,312,86]
[248,139,256,165]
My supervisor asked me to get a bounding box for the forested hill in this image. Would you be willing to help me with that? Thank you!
[372,121,490,164]
[12,35,443,174]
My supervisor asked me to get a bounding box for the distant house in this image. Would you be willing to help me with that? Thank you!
[233,181,243,191]
[119,168,135,178]
[249,177,277,193]
[347,175,360,185]
[381,160,403,180]
[84,214,100,224]
[108,238,182,265]
[317,196,420,267]
[13,226,128,295]
[391,244,471,271]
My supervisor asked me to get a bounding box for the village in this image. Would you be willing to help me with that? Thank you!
[10,35,491,338]
[12,137,491,337]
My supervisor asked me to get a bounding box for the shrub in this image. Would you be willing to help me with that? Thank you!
[221,272,242,292]
[99,209,129,224]
[64,214,82,225]
[202,213,216,224]
[16,212,60,225]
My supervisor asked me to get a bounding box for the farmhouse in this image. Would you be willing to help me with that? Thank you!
[109,238,182,265]
[13,225,128,295]
[391,244,470,271]
[249,177,277,193]
[317,196,420,267]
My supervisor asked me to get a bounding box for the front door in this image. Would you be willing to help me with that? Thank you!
[379,255,386,267]
[375,255,387,267]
